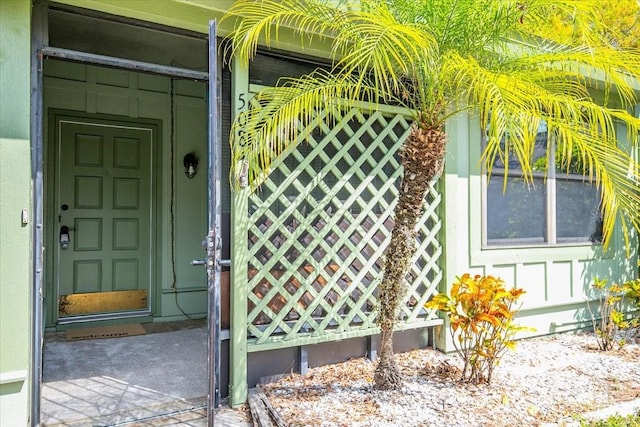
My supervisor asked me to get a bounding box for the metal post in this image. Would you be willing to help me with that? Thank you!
[206,19,222,426]
[41,46,208,81]
[31,4,47,426]
[298,346,309,375]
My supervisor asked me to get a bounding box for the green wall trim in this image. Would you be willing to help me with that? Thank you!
[0,370,28,386]
[229,60,250,408]
[469,244,609,265]
[246,319,444,353]
[230,189,249,407]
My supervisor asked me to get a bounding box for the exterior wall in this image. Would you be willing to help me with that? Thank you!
[438,110,639,351]
[0,1,32,425]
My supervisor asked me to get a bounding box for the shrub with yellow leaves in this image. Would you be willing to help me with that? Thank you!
[587,277,639,351]
[425,273,531,385]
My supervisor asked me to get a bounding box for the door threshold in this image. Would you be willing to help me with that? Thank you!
[56,310,152,329]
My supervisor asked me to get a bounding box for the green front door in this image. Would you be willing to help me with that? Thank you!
[55,116,154,318]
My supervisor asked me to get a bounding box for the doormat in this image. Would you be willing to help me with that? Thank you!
[65,324,146,341]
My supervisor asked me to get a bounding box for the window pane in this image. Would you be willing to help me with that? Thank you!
[487,175,546,243]
[249,53,327,86]
[532,127,549,171]
[556,179,602,243]
[492,122,548,171]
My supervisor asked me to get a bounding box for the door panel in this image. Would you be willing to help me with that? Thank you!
[56,118,153,318]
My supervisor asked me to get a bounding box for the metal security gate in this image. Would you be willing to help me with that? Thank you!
[229,99,444,404]
[31,6,220,425]
[205,19,222,425]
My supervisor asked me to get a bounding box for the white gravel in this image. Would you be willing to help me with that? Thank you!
[262,332,640,426]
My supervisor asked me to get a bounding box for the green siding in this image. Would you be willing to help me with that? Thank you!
[436,109,639,351]
[0,1,31,425]
[0,0,30,139]
[0,138,31,425]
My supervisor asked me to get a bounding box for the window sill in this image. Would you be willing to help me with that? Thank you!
[470,242,609,265]
[484,240,601,249]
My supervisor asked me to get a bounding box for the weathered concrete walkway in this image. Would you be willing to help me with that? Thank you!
[41,321,252,426]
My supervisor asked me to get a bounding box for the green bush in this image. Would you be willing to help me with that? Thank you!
[425,273,531,384]
[580,413,640,427]
[624,278,640,309]
[587,277,639,351]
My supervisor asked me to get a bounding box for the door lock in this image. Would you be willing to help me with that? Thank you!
[60,226,70,249]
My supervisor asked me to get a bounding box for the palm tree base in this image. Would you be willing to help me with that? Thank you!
[373,328,403,391]
[373,356,402,391]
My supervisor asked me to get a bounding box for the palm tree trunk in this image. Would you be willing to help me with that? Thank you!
[374,123,447,391]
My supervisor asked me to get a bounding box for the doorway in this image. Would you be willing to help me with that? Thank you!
[34,4,228,425]
[41,67,211,427]
[52,114,155,320]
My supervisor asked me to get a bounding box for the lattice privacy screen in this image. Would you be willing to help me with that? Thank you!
[244,104,443,347]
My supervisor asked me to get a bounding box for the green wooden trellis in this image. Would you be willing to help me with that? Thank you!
[237,97,442,343]
[229,94,443,404]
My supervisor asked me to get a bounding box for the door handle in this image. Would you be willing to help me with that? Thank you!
[191,259,231,267]
[60,226,70,249]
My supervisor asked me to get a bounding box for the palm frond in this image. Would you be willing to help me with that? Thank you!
[224,0,439,104]
[508,47,640,107]
[230,70,384,188]
[331,2,438,98]
[443,50,640,247]
[223,0,640,249]
[443,53,545,180]
[222,0,350,63]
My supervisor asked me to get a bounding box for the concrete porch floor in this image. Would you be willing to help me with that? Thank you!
[41,320,252,426]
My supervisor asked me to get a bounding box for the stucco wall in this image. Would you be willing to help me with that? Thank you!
[0,1,32,425]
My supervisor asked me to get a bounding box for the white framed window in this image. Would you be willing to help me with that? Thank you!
[483,122,603,247]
